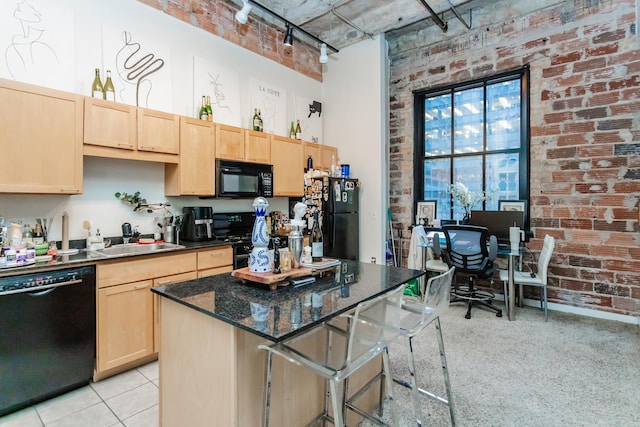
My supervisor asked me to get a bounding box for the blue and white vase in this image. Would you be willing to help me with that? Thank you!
[249,197,272,273]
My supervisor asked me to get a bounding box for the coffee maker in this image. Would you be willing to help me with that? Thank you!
[181,207,214,241]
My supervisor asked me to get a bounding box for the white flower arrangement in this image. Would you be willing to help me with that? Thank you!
[450,182,490,218]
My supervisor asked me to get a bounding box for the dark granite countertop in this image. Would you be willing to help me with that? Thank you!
[0,239,231,277]
[152,260,425,343]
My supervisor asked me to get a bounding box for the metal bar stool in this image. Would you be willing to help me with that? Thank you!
[259,285,406,427]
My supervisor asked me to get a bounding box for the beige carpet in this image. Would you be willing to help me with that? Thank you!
[361,302,640,427]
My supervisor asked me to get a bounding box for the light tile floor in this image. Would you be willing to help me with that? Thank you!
[0,361,159,427]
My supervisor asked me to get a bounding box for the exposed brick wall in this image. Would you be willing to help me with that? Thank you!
[388,0,640,317]
[136,0,323,82]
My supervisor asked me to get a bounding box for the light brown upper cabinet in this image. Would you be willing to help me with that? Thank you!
[303,141,338,172]
[216,125,271,164]
[245,130,271,164]
[84,97,179,163]
[0,78,83,194]
[137,108,180,155]
[271,135,303,197]
[320,145,338,171]
[215,124,244,161]
[165,117,215,196]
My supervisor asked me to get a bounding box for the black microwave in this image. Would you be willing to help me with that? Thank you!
[215,159,273,199]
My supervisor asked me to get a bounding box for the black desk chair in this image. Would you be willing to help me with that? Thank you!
[434,225,503,319]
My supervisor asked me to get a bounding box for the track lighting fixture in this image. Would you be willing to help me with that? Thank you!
[283,23,293,46]
[319,43,328,63]
[237,1,339,60]
[235,1,252,24]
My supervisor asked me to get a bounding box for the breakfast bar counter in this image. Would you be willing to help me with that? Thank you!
[152,260,424,427]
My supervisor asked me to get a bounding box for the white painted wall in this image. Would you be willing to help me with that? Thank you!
[322,36,389,264]
[0,0,318,240]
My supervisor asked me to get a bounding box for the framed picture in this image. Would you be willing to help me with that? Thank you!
[498,200,527,216]
[415,200,437,226]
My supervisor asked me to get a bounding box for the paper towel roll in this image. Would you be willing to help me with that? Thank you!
[61,212,69,250]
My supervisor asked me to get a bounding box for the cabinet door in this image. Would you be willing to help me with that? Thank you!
[153,271,198,353]
[321,145,338,171]
[197,246,233,271]
[0,79,83,194]
[84,97,136,151]
[303,141,321,170]
[97,280,154,373]
[215,124,245,160]
[245,130,271,164]
[165,117,215,196]
[138,107,180,155]
[272,136,304,196]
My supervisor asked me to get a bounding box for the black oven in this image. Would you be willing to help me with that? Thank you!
[215,159,273,199]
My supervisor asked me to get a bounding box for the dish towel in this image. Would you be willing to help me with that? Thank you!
[407,225,427,270]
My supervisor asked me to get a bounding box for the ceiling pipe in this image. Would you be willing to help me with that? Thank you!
[447,0,471,30]
[418,0,448,32]
[331,0,375,40]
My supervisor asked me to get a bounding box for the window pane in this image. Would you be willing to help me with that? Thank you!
[452,156,483,219]
[486,80,521,150]
[423,158,451,220]
[453,87,484,154]
[424,94,451,157]
[486,153,520,209]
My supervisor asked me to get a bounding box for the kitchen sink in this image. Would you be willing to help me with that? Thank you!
[88,242,186,258]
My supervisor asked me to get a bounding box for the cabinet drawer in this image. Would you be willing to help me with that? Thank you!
[198,265,233,278]
[197,247,233,270]
[98,252,197,288]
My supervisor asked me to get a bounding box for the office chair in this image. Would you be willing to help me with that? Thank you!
[434,225,503,319]
[259,285,405,427]
[499,235,555,321]
[393,266,457,426]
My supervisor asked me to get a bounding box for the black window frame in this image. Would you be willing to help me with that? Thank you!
[413,66,531,232]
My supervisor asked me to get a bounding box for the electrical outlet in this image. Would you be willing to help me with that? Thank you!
[370,257,376,264]
[7,218,24,226]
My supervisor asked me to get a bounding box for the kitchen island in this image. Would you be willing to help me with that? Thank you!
[152,260,424,427]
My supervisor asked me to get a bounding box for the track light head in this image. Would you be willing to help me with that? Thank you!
[235,1,252,24]
[319,43,328,63]
[283,23,294,46]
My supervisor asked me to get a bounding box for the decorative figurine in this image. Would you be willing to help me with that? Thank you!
[249,197,272,273]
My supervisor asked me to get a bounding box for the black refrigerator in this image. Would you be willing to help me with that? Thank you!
[296,176,360,261]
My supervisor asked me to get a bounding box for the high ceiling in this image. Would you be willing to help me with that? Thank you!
[229,0,495,52]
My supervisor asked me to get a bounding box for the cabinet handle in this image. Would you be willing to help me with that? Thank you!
[139,145,156,150]
[134,284,150,290]
[117,143,134,148]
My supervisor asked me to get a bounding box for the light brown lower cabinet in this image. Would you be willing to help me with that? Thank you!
[97,280,154,374]
[95,247,232,380]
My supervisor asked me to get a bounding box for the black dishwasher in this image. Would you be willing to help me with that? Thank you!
[0,265,96,416]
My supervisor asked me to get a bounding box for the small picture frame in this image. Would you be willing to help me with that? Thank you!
[415,200,437,226]
[498,200,527,217]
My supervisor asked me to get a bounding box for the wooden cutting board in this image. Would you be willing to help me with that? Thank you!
[231,266,315,290]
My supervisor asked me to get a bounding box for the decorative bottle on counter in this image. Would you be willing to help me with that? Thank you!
[257,109,263,131]
[199,96,208,120]
[104,70,115,101]
[249,197,272,273]
[307,155,313,172]
[206,96,213,122]
[311,211,323,262]
[289,121,296,139]
[252,108,260,131]
[295,120,302,140]
[91,68,104,98]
